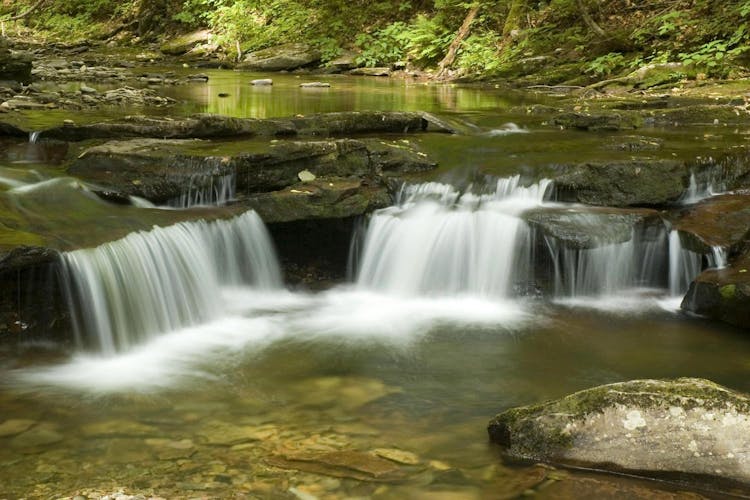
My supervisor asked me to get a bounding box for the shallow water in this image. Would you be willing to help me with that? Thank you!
[1,70,750,498]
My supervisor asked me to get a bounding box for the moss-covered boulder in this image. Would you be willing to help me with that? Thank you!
[553,160,687,206]
[524,207,663,249]
[238,43,321,71]
[682,254,750,329]
[489,378,750,485]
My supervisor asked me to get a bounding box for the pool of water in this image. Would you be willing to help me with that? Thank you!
[1,69,749,499]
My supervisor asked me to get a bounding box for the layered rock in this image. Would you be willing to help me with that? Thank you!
[0,37,31,85]
[35,111,452,141]
[489,378,750,487]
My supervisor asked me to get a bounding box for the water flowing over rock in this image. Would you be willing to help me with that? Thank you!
[60,210,281,354]
[488,378,750,488]
[353,177,552,297]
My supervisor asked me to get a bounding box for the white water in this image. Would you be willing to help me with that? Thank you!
[668,230,703,296]
[167,173,236,208]
[61,210,281,354]
[679,172,726,204]
[356,177,552,297]
[708,246,728,269]
[28,131,40,144]
[483,122,528,137]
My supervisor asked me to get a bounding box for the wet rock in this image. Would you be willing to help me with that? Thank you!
[602,135,664,152]
[160,30,212,56]
[0,418,36,437]
[267,450,407,482]
[327,50,359,71]
[68,137,435,204]
[669,194,750,254]
[41,111,450,141]
[524,207,663,249]
[553,111,642,131]
[251,78,273,86]
[489,378,750,485]
[553,160,686,206]
[350,67,392,77]
[187,73,209,82]
[144,438,196,460]
[239,43,321,71]
[80,85,97,94]
[682,254,750,329]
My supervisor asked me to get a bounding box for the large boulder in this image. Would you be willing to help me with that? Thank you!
[160,30,212,56]
[489,378,750,487]
[239,43,321,71]
[669,194,750,255]
[0,38,31,84]
[682,254,750,329]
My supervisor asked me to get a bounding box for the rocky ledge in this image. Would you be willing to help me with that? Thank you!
[489,378,750,490]
[682,254,750,329]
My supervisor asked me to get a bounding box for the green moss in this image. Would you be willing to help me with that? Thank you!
[720,284,738,299]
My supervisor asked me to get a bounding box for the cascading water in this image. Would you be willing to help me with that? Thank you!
[354,176,552,297]
[61,210,281,354]
[708,246,728,269]
[679,171,726,205]
[28,131,40,144]
[167,173,236,208]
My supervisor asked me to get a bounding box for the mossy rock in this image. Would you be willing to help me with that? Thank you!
[489,378,750,486]
[553,111,642,131]
[682,253,750,329]
[160,30,211,56]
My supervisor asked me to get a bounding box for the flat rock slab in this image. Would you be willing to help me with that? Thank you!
[239,43,321,71]
[682,254,750,329]
[489,378,750,486]
[68,137,435,204]
[267,450,407,482]
[34,111,452,141]
[524,206,663,249]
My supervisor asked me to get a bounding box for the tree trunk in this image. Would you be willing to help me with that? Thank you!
[576,0,606,37]
[502,0,527,38]
[436,4,481,79]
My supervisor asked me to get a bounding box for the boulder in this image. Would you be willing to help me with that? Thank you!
[682,254,750,329]
[160,30,212,56]
[524,207,663,249]
[669,194,750,255]
[39,111,452,141]
[489,378,750,486]
[553,111,642,131]
[553,160,687,207]
[350,67,391,77]
[239,43,321,71]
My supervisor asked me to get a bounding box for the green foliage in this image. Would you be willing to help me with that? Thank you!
[585,52,626,77]
[457,30,502,73]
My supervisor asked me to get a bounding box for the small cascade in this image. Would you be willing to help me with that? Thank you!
[708,246,728,269]
[544,226,669,297]
[679,171,726,205]
[167,173,236,208]
[61,210,281,354]
[354,177,551,297]
[28,131,40,144]
[667,230,703,296]
[483,122,528,137]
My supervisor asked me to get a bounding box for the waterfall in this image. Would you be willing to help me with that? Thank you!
[708,246,728,269]
[61,210,281,354]
[29,131,40,144]
[167,173,236,208]
[354,177,551,297]
[544,226,669,297]
[679,172,726,205]
[667,231,703,296]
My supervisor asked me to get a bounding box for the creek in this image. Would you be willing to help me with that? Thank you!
[0,69,749,498]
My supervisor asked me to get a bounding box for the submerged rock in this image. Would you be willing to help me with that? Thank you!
[682,254,750,329]
[267,450,407,481]
[488,378,750,485]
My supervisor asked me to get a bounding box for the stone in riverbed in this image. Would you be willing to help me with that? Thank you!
[488,378,750,486]
[682,253,750,329]
[267,450,407,481]
[0,418,36,437]
[239,43,321,71]
[160,30,212,56]
[669,194,750,255]
[251,79,273,86]
[350,67,392,77]
[300,82,330,88]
